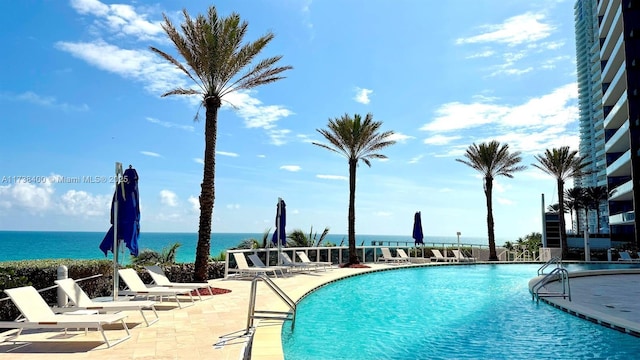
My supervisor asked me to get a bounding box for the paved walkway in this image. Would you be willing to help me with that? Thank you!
[534,268,640,336]
[1,263,640,359]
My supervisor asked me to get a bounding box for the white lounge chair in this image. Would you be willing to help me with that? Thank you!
[618,251,640,262]
[247,254,289,276]
[117,268,195,308]
[378,248,408,264]
[396,249,413,263]
[1,286,131,348]
[452,249,476,263]
[279,252,316,272]
[145,265,213,300]
[430,249,451,262]
[231,252,286,278]
[296,251,332,271]
[54,278,159,326]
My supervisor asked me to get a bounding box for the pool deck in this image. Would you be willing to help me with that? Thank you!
[1,262,640,359]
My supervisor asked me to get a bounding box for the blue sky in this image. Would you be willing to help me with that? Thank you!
[0,0,579,241]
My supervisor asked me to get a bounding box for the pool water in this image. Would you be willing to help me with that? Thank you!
[282,264,640,360]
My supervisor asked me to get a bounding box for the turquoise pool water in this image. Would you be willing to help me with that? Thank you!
[282,264,640,360]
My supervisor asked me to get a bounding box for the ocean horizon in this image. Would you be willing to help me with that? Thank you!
[0,231,497,264]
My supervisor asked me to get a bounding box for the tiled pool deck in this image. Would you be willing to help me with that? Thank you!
[1,262,639,359]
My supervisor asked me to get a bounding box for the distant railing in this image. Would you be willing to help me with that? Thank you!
[224,242,506,278]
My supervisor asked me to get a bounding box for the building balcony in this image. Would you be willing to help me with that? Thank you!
[607,149,631,177]
[609,211,635,226]
[600,6,622,61]
[604,120,629,153]
[603,93,628,129]
[609,179,633,201]
[602,64,627,107]
[601,32,624,82]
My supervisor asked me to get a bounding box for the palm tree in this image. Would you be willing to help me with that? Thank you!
[456,141,526,261]
[564,187,585,234]
[532,147,586,259]
[585,185,609,234]
[313,113,396,265]
[151,7,292,281]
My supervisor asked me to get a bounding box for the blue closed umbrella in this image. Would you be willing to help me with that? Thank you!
[99,166,140,257]
[413,211,424,245]
[272,198,286,246]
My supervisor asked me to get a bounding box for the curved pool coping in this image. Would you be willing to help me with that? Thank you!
[528,268,640,337]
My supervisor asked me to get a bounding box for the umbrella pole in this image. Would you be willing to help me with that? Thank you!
[113,162,123,300]
[276,197,282,266]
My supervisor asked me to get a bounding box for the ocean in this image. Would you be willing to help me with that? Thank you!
[0,231,493,264]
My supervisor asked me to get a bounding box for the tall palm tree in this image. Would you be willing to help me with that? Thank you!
[151,7,292,281]
[564,187,585,234]
[532,147,586,259]
[456,141,526,261]
[585,185,609,234]
[313,113,396,265]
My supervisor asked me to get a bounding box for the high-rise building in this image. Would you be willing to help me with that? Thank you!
[575,0,608,235]
[597,0,640,245]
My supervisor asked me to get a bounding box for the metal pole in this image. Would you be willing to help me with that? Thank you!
[457,232,461,260]
[113,162,123,300]
[584,209,590,261]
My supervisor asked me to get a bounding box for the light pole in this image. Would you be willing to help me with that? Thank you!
[456,232,461,259]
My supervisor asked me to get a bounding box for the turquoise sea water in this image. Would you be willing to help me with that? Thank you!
[0,231,493,263]
[282,264,640,360]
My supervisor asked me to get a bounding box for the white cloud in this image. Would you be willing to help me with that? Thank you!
[467,50,495,59]
[1,91,89,112]
[146,117,194,132]
[408,155,424,164]
[354,87,373,104]
[281,165,301,172]
[224,91,294,130]
[423,134,461,145]
[316,174,348,181]
[421,83,579,156]
[187,196,199,212]
[141,151,161,157]
[55,40,183,94]
[226,203,240,209]
[216,151,239,157]
[70,0,164,42]
[59,190,109,216]
[0,182,54,212]
[456,12,553,46]
[160,189,178,206]
[387,132,414,143]
[193,158,204,165]
[268,129,292,146]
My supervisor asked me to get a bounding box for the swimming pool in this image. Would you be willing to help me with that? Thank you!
[282,264,640,360]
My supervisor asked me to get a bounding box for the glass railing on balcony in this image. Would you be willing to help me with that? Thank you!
[603,63,626,106]
[604,120,629,152]
[609,179,633,201]
[606,149,631,177]
[609,211,635,225]
[601,19,623,70]
[604,92,628,129]
[600,6,622,59]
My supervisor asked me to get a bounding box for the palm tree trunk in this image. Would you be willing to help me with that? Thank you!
[347,158,358,265]
[194,97,221,281]
[575,208,580,235]
[557,180,568,259]
[485,177,497,261]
